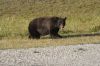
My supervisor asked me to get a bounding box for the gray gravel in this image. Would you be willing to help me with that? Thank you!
[0,44,100,66]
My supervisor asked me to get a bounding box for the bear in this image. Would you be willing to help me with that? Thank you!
[28,16,67,39]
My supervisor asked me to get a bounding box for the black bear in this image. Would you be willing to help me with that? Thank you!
[28,16,67,39]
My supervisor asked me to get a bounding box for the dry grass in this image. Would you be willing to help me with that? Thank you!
[0,36,100,49]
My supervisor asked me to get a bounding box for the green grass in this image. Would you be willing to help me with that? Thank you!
[0,0,100,49]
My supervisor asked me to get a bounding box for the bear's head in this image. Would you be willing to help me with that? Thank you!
[57,17,67,29]
[51,16,67,29]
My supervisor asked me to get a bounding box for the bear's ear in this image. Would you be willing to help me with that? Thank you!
[64,17,67,20]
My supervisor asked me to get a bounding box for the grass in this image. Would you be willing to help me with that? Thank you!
[0,0,100,49]
[0,35,100,49]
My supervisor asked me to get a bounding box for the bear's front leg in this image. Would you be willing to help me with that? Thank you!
[50,33,62,39]
[50,28,62,39]
[56,34,62,38]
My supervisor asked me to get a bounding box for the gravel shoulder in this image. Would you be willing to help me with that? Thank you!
[0,44,100,66]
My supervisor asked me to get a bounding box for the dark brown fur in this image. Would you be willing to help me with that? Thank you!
[28,16,67,39]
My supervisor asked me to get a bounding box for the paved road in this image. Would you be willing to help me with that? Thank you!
[0,44,100,66]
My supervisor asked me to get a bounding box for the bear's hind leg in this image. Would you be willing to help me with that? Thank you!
[34,34,40,39]
[32,33,40,39]
[29,30,40,39]
[29,34,32,39]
